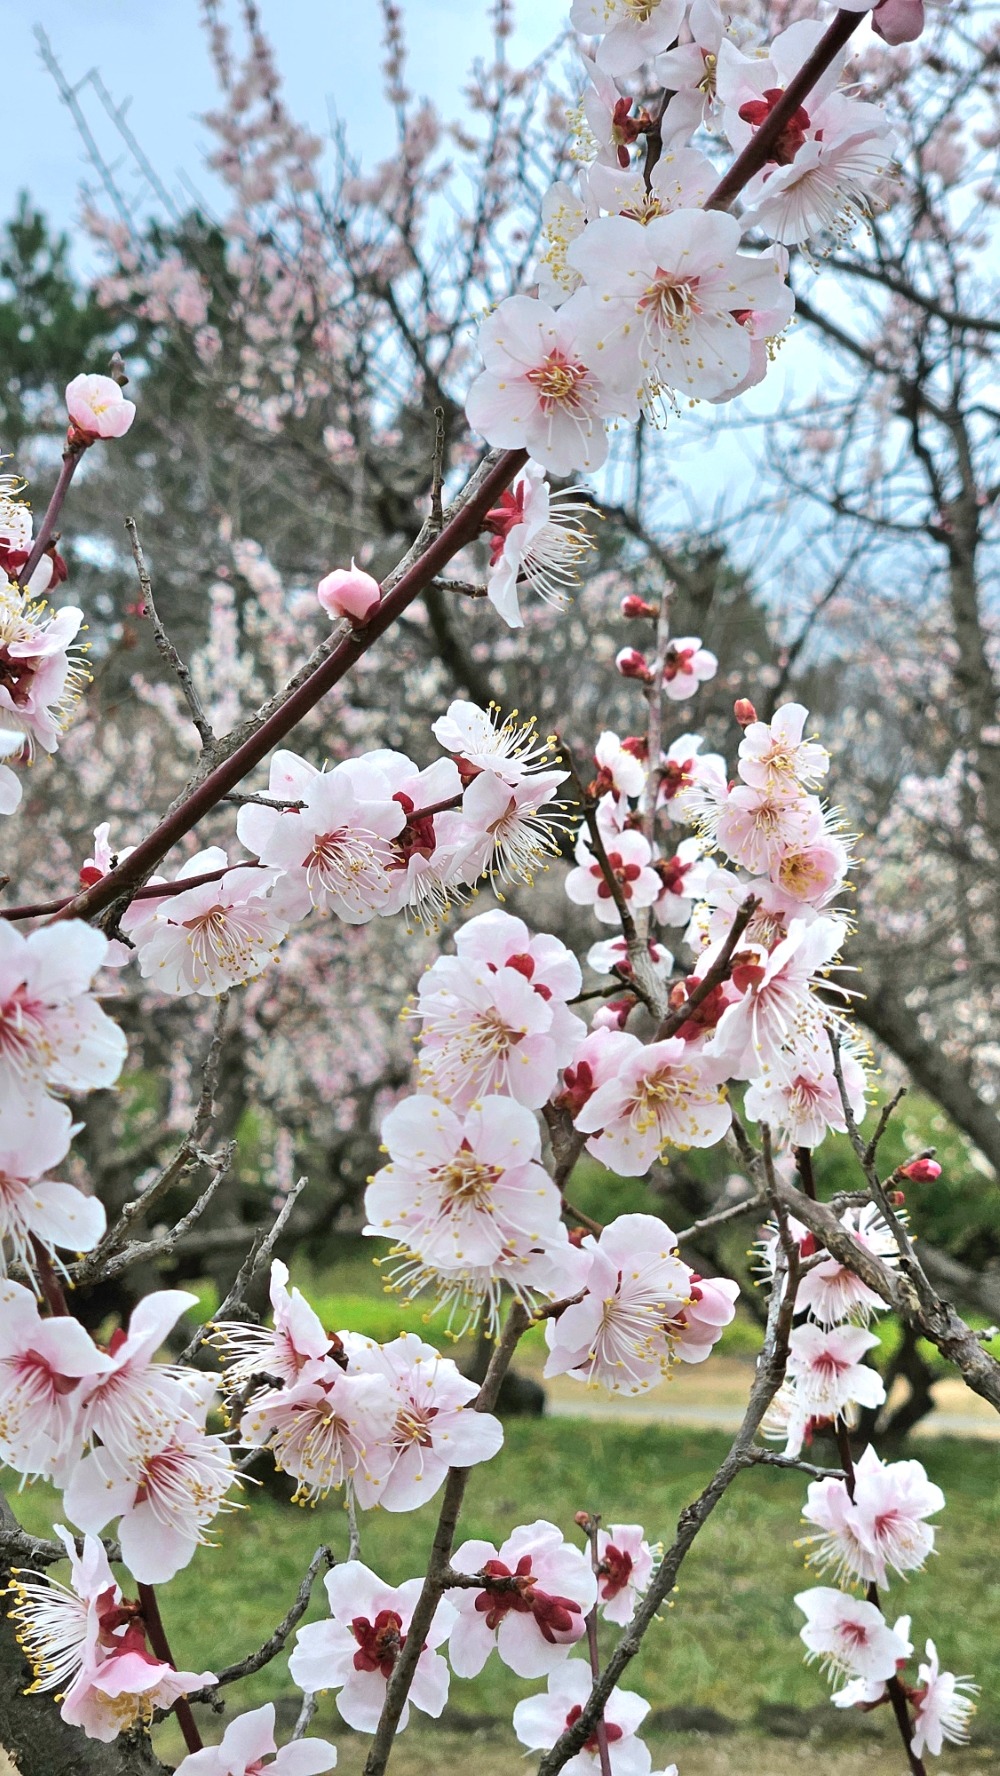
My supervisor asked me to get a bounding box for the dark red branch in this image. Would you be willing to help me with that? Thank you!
[18,444,87,587]
[136,1584,202,1757]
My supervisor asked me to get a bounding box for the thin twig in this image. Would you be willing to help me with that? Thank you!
[654,895,759,1041]
[186,1545,334,1702]
[179,1175,308,1363]
[126,516,214,746]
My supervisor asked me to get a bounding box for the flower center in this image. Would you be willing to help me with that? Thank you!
[639,271,702,333]
[352,1609,405,1677]
[526,350,591,412]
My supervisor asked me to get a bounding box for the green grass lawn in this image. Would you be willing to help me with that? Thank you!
[9,1421,999,1766]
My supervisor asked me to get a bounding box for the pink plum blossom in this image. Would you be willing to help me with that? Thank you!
[872,0,925,43]
[743,1047,867,1150]
[786,1323,887,1423]
[703,917,847,1083]
[412,910,584,1110]
[364,1094,578,1328]
[655,0,759,143]
[795,1587,912,1684]
[0,1280,111,1482]
[571,0,685,79]
[567,211,789,408]
[657,733,727,820]
[0,584,87,757]
[131,865,301,994]
[662,1274,740,1366]
[6,1526,215,1742]
[662,637,718,701]
[0,1118,105,1288]
[757,1205,898,1328]
[586,935,673,983]
[740,98,897,247]
[554,1027,646,1118]
[543,1214,692,1394]
[76,1289,204,1458]
[441,768,571,896]
[234,749,319,857]
[289,1561,456,1732]
[0,919,127,1148]
[708,783,823,877]
[241,1363,396,1505]
[171,1702,338,1775]
[910,1642,978,1756]
[565,829,661,928]
[513,1659,652,1776]
[651,837,714,927]
[595,1525,656,1626]
[448,1521,597,1677]
[343,1331,504,1510]
[801,1444,944,1587]
[317,562,381,625]
[482,461,596,627]
[209,1257,335,1392]
[737,704,829,793]
[238,758,406,922]
[64,1408,238,1584]
[464,292,625,475]
[573,1039,731,1175]
[65,373,136,440]
[592,731,647,801]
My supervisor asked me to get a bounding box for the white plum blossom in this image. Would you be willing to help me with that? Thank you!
[657,733,727,820]
[171,1702,338,1776]
[743,1047,867,1150]
[592,731,647,801]
[595,1525,656,1626]
[662,637,718,701]
[6,1526,215,1742]
[344,1331,504,1510]
[513,1659,652,1776]
[663,1273,740,1364]
[448,1521,597,1677]
[708,783,823,877]
[0,1280,110,1482]
[655,0,759,143]
[651,837,714,927]
[574,1038,731,1175]
[0,920,127,1149]
[65,373,136,440]
[238,758,406,922]
[465,292,626,475]
[704,917,848,1082]
[412,910,585,1110]
[565,828,661,927]
[801,1444,945,1587]
[132,865,299,996]
[0,1119,105,1287]
[0,581,87,757]
[567,210,790,410]
[240,1363,397,1506]
[209,1257,334,1392]
[289,1561,456,1733]
[76,1289,205,1458]
[586,934,673,982]
[64,1408,239,1584]
[543,1214,693,1394]
[0,730,24,816]
[757,1205,899,1328]
[364,1094,582,1330]
[442,767,572,895]
[536,180,590,304]
[910,1642,978,1757]
[483,460,596,627]
[737,704,830,793]
[571,0,685,79]
[431,700,561,785]
[795,1587,912,1684]
[786,1322,887,1423]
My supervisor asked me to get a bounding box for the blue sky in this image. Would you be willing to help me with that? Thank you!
[4,0,566,239]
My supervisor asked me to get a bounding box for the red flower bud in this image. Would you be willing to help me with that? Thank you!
[620,594,658,619]
[898,1157,942,1182]
[734,697,757,727]
[615,647,654,683]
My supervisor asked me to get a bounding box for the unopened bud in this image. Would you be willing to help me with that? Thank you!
[317,561,381,625]
[621,594,658,619]
[872,0,924,42]
[734,698,757,727]
[898,1157,941,1182]
[593,995,636,1031]
[573,1510,592,1530]
[888,1189,906,1207]
[615,647,654,683]
[108,351,130,388]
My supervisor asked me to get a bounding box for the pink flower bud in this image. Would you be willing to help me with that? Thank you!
[898,1157,941,1182]
[888,1189,907,1207]
[620,594,658,619]
[615,647,654,683]
[317,561,381,625]
[65,373,136,441]
[872,0,924,44]
[734,697,757,727]
[592,996,636,1031]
